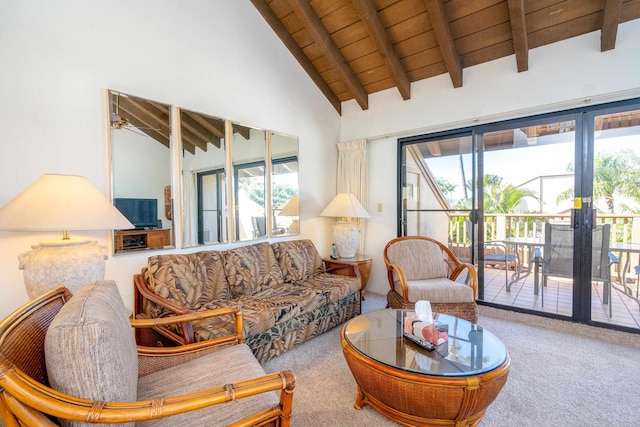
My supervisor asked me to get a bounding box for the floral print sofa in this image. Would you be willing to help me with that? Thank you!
[133,240,362,363]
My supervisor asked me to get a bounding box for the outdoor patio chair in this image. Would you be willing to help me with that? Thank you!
[465,220,520,290]
[383,236,478,323]
[541,223,612,310]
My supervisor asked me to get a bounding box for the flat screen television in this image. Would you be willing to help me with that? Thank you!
[114,198,158,230]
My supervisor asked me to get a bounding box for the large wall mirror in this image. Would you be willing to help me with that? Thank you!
[108,90,175,253]
[271,131,299,236]
[180,109,228,247]
[232,123,267,241]
[107,90,300,252]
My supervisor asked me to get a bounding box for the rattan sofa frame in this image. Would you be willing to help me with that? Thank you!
[0,286,294,426]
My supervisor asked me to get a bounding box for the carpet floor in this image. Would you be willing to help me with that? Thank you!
[263,293,640,426]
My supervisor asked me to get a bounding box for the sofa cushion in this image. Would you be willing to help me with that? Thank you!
[224,242,285,296]
[137,343,279,427]
[45,280,138,427]
[146,251,230,310]
[192,283,323,342]
[271,240,323,282]
[386,239,448,280]
[298,273,362,304]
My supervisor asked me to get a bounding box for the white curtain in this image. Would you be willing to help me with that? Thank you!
[337,139,368,253]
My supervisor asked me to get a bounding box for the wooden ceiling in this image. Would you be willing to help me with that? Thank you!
[251,0,640,114]
[110,93,251,154]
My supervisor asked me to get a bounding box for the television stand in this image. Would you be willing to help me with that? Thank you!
[114,229,171,252]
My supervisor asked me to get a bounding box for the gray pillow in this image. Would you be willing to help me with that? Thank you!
[45,280,138,427]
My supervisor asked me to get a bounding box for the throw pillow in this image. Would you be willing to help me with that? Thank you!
[45,280,138,427]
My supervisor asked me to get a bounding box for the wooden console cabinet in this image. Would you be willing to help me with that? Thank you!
[115,229,171,251]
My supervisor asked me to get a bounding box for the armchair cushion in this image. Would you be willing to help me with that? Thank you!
[224,242,285,296]
[146,251,230,310]
[402,278,475,304]
[44,280,138,427]
[137,343,279,426]
[386,239,448,280]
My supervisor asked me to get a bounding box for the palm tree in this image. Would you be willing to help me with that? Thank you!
[450,174,538,213]
[482,174,538,213]
[557,149,640,213]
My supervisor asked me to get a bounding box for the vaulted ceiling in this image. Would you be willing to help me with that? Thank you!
[251,0,640,114]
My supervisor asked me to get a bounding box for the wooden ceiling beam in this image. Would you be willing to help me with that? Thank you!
[115,98,170,148]
[351,0,411,100]
[507,0,528,72]
[120,97,170,130]
[250,0,342,114]
[181,127,210,153]
[287,0,369,110]
[601,0,622,51]
[423,0,463,88]
[188,112,225,140]
[232,124,252,140]
[181,112,221,150]
[181,138,197,155]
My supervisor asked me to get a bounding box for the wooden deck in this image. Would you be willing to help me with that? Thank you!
[480,265,640,330]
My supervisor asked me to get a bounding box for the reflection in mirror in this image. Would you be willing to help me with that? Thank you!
[232,124,266,241]
[271,132,299,236]
[108,90,174,253]
[180,109,228,247]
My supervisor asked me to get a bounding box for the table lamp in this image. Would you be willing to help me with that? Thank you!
[0,174,134,298]
[320,193,369,258]
[279,195,299,234]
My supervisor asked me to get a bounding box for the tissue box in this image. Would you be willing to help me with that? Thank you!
[404,315,449,346]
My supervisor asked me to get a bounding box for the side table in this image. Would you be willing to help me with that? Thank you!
[323,254,372,300]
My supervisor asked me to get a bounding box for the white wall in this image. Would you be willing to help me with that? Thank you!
[0,0,340,318]
[343,20,640,297]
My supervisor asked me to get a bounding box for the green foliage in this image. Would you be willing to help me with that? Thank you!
[440,174,539,214]
[557,149,640,213]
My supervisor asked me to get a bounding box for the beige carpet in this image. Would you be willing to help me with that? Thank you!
[263,293,640,426]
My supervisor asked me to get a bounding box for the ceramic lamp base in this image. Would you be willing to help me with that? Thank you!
[18,238,108,299]
[332,220,360,258]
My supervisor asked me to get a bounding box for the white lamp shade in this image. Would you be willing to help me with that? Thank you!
[0,174,134,232]
[0,174,135,298]
[279,195,299,217]
[320,193,370,219]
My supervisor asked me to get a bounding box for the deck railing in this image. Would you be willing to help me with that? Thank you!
[448,213,640,247]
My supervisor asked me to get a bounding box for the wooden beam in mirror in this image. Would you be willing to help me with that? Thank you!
[108,90,174,253]
[271,132,299,236]
[180,109,229,247]
[232,123,266,241]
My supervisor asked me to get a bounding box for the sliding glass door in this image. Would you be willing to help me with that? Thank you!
[399,133,474,285]
[590,105,640,329]
[399,98,640,333]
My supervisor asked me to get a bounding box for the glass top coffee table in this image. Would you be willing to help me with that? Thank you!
[340,309,510,426]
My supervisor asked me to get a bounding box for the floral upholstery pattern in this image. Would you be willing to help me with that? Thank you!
[137,240,362,363]
[297,272,361,303]
[272,240,323,282]
[192,282,323,340]
[146,251,229,310]
[224,242,285,296]
[194,293,360,363]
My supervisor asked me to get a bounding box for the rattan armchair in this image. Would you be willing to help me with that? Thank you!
[0,286,295,427]
[384,236,479,323]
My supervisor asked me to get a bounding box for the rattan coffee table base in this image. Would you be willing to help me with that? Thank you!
[341,328,510,427]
